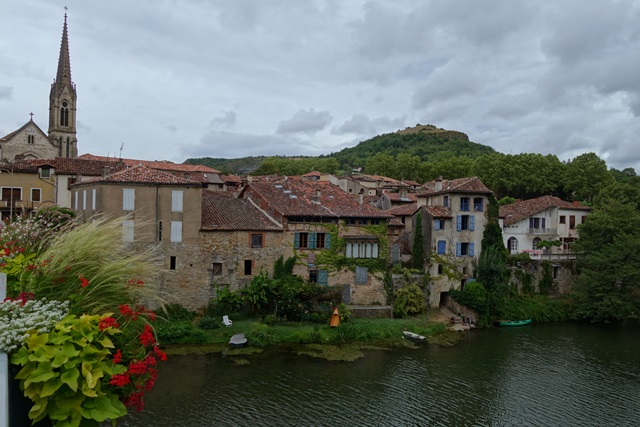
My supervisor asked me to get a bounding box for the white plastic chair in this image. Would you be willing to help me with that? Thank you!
[222,315,233,327]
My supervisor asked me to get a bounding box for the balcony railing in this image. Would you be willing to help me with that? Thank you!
[528,228,557,235]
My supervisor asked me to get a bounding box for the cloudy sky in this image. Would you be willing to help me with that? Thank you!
[1,0,639,171]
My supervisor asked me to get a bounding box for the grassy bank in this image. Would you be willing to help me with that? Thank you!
[158,310,461,361]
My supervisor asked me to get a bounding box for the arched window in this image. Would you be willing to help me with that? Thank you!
[60,101,69,127]
[507,237,518,253]
[532,237,541,250]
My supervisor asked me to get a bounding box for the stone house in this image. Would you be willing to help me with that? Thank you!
[0,160,57,220]
[240,178,392,305]
[500,196,592,255]
[70,165,207,309]
[377,187,417,210]
[414,176,493,307]
[201,193,283,291]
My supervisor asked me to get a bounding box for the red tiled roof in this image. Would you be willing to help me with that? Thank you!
[243,178,392,219]
[386,203,419,216]
[201,197,282,231]
[78,154,220,174]
[303,171,321,177]
[424,205,453,218]
[8,158,127,175]
[500,196,591,226]
[419,176,491,196]
[72,165,202,187]
[222,174,243,183]
[388,217,404,227]
[382,190,417,203]
[203,189,239,199]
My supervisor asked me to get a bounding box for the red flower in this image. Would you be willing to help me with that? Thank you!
[153,346,167,362]
[79,276,90,288]
[123,391,145,412]
[139,324,155,347]
[109,373,130,387]
[113,349,123,364]
[119,304,139,320]
[128,361,148,375]
[98,316,119,331]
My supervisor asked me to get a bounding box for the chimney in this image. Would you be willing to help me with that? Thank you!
[312,190,321,204]
[435,176,443,192]
[400,187,408,198]
[358,194,363,205]
[102,166,110,178]
[573,201,581,206]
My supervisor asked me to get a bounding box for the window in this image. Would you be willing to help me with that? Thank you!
[529,217,546,229]
[31,188,41,202]
[437,240,446,254]
[370,219,381,225]
[437,264,444,275]
[355,266,368,284]
[345,240,379,258]
[158,221,163,241]
[443,195,449,207]
[473,197,484,212]
[171,190,183,212]
[434,219,445,230]
[507,237,518,253]
[581,215,587,224]
[2,187,21,203]
[569,215,576,229]
[456,242,474,257]
[559,215,566,224]
[211,262,223,276]
[170,256,176,270]
[294,232,330,249]
[92,189,96,210]
[122,189,135,211]
[345,218,357,226]
[532,237,541,250]
[60,101,69,127]
[27,134,35,144]
[82,190,86,210]
[460,197,470,211]
[456,215,474,231]
[244,260,253,275]
[74,191,78,210]
[251,233,264,248]
[38,167,51,178]
[67,177,77,190]
[170,221,183,243]
[122,220,134,242]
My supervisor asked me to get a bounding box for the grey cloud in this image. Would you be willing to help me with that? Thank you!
[332,114,405,135]
[165,125,178,133]
[412,60,483,108]
[210,111,237,128]
[0,86,12,100]
[276,109,332,135]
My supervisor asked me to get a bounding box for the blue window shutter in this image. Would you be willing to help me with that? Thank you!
[308,232,317,249]
[325,233,331,248]
[542,218,546,229]
[470,215,475,231]
[456,215,462,231]
[318,270,328,286]
[438,240,446,254]
[294,232,300,249]
[456,243,461,257]
[470,243,475,257]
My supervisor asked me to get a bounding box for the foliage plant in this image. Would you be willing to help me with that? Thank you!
[449,282,488,316]
[393,285,425,318]
[11,310,167,426]
[412,213,424,270]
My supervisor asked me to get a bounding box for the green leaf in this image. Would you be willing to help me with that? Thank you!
[61,368,80,392]
[14,361,36,380]
[10,346,30,365]
[98,337,115,348]
[28,397,48,421]
[26,333,49,351]
[28,361,57,383]
[40,376,63,397]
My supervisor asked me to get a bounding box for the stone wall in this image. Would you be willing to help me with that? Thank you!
[508,259,577,295]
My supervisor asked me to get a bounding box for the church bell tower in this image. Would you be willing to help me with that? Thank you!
[48,11,78,158]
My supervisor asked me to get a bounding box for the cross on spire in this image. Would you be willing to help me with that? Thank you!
[29,112,34,121]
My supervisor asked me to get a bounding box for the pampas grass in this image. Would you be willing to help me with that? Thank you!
[26,216,164,315]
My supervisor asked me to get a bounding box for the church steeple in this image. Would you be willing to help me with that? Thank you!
[49,10,78,158]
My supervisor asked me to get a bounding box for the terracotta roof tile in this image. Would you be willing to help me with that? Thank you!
[386,203,419,216]
[72,165,202,187]
[201,197,282,231]
[424,205,453,218]
[78,154,220,173]
[382,190,417,203]
[500,196,591,226]
[243,178,391,219]
[418,176,491,196]
[7,158,127,175]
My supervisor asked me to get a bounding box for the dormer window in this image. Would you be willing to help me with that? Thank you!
[38,167,54,179]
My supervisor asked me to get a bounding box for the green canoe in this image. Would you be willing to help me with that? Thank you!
[498,319,532,327]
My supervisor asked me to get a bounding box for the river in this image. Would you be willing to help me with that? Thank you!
[122,322,640,426]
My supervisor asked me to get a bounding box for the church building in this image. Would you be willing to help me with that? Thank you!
[0,12,78,161]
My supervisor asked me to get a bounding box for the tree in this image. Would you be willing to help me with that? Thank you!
[412,213,425,270]
[564,153,614,202]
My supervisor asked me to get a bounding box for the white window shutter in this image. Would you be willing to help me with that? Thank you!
[92,189,96,210]
[122,220,134,242]
[171,221,183,243]
[172,190,184,212]
[123,189,135,210]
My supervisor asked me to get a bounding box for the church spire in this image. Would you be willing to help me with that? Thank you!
[54,11,73,92]
[48,9,78,158]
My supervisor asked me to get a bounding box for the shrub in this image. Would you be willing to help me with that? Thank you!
[163,303,196,322]
[450,282,488,314]
[197,316,220,330]
[156,320,207,344]
[393,285,425,318]
[245,323,275,347]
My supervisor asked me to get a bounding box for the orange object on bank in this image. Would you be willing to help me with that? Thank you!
[330,308,340,328]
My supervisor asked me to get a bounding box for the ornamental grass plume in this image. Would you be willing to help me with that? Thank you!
[23,216,164,315]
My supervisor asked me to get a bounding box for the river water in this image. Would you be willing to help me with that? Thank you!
[123,322,640,426]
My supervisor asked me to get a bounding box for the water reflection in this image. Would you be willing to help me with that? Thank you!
[123,322,640,427]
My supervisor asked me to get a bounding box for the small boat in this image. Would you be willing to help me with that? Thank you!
[402,330,426,344]
[229,333,248,348]
[497,319,532,327]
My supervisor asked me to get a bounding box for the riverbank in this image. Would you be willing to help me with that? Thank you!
[161,308,463,361]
